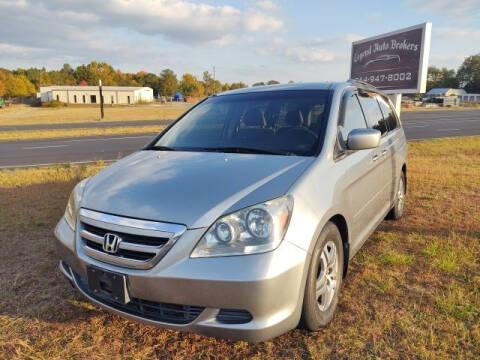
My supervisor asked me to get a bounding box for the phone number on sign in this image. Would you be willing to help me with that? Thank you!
[354,72,412,83]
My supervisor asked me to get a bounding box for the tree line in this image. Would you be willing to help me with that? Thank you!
[0,62,256,99]
[1,54,478,99]
[427,54,480,93]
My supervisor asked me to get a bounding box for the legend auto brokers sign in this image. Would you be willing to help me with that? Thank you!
[351,23,431,94]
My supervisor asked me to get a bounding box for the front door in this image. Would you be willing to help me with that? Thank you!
[335,91,386,251]
[357,92,392,216]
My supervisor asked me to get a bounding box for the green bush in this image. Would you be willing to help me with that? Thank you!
[41,100,67,108]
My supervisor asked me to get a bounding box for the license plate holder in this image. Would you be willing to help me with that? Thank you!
[87,266,130,304]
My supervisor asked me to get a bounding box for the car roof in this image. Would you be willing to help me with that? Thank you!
[216,80,378,96]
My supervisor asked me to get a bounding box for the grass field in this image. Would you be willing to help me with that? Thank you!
[0,103,190,127]
[402,104,479,112]
[0,137,479,359]
[0,125,165,141]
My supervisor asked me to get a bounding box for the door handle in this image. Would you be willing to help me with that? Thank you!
[382,149,388,156]
[372,154,379,162]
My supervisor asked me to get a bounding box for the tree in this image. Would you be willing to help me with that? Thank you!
[59,63,75,84]
[1,71,36,98]
[134,72,159,95]
[427,66,458,91]
[230,82,247,90]
[0,62,254,97]
[252,82,265,87]
[212,80,222,94]
[203,71,216,95]
[222,83,231,91]
[158,69,178,96]
[0,71,6,96]
[179,73,204,97]
[18,67,52,89]
[74,61,117,85]
[457,54,480,93]
[267,80,280,85]
[115,70,139,86]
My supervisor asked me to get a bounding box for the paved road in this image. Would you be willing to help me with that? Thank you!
[1,110,479,168]
[0,134,157,168]
[401,109,480,140]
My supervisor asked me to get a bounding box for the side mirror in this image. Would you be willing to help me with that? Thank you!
[347,128,381,150]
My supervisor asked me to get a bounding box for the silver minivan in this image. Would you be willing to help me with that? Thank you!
[55,81,407,342]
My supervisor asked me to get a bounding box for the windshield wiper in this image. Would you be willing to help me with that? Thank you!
[199,147,287,155]
[146,145,176,151]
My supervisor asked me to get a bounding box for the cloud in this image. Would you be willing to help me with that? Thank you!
[0,0,285,74]
[14,0,284,45]
[434,27,480,40]
[366,11,383,19]
[407,0,480,19]
[0,43,48,57]
[284,45,335,63]
[256,34,362,63]
[303,34,364,47]
[257,0,279,12]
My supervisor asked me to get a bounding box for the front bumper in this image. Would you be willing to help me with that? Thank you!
[54,216,310,342]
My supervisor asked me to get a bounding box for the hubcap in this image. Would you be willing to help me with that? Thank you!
[397,177,405,213]
[315,240,339,312]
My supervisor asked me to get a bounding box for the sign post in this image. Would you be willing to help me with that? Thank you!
[98,79,104,120]
[350,22,432,116]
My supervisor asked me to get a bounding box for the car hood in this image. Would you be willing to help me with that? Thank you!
[82,150,313,228]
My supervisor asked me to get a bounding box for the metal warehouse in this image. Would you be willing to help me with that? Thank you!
[37,86,154,104]
[424,88,467,98]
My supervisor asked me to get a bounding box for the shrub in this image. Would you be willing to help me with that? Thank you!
[41,100,67,108]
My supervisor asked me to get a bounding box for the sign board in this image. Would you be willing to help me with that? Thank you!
[350,22,431,94]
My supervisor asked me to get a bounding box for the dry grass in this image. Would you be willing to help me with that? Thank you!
[0,137,479,359]
[0,103,190,127]
[0,125,165,141]
[0,163,106,188]
[402,105,479,112]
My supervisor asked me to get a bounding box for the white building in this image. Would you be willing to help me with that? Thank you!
[459,93,480,103]
[37,86,154,104]
[424,88,467,99]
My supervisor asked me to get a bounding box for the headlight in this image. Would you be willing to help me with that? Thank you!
[191,195,293,258]
[64,178,89,230]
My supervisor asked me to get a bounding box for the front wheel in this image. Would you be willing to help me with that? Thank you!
[387,172,406,220]
[301,222,344,331]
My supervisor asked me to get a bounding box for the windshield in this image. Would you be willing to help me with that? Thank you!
[150,90,331,156]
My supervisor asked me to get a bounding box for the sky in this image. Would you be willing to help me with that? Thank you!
[0,0,479,85]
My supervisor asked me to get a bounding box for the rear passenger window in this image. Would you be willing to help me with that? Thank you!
[377,96,399,131]
[358,93,388,135]
[338,94,367,149]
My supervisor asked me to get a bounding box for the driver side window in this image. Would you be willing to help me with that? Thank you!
[338,94,368,151]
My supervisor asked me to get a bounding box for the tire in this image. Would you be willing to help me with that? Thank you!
[387,172,406,220]
[301,222,344,331]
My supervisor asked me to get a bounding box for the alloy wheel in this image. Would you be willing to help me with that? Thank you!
[316,240,339,312]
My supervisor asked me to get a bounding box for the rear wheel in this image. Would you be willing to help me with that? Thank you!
[387,172,405,220]
[301,222,344,330]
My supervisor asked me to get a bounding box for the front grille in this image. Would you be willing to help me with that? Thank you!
[77,208,187,270]
[216,309,253,324]
[83,223,169,247]
[84,239,153,261]
[73,272,204,324]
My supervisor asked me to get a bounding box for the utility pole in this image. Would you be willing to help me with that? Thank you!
[213,66,216,94]
[99,79,104,120]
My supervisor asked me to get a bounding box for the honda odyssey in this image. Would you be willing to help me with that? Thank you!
[55,81,407,342]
